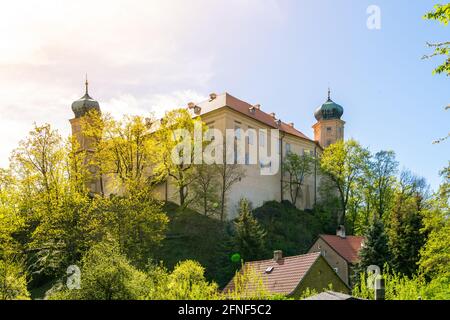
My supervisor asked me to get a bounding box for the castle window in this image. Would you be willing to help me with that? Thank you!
[285,143,291,155]
[248,128,255,145]
[259,131,266,147]
[235,125,241,140]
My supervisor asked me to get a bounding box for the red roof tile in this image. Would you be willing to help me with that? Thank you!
[195,93,315,143]
[319,235,365,264]
[223,252,321,296]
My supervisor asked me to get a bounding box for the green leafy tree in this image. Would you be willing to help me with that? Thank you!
[163,260,219,300]
[86,192,168,268]
[152,109,204,206]
[282,152,314,206]
[234,199,266,261]
[388,170,429,276]
[190,164,221,217]
[419,165,449,278]
[319,139,370,225]
[0,256,30,300]
[370,151,398,219]
[423,4,449,76]
[49,241,152,300]
[354,219,390,279]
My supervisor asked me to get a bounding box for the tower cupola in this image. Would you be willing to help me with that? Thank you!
[71,76,101,118]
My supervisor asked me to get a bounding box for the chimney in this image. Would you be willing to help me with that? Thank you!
[374,278,385,300]
[270,112,276,119]
[187,102,195,109]
[336,225,346,238]
[254,104,261,110]
[288,122,294,127]
[194,106,201,115]
[209,93,217,100]
[249,106,256,114]
[273,250,283,262]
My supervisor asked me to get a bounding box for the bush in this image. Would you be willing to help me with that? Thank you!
[48,241,152,300]
[253,201,335,257]
[0,257,30,300]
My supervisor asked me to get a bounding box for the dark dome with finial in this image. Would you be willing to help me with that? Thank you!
[71,77,101,118]
[314,88,344,121]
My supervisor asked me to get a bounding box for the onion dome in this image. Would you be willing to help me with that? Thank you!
[71,77,101,118]
[314,88,344,121]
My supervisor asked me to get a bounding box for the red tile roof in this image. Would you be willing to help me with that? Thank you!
[223,252,321,296]
[319,235,365,264]
[195,93,315,143]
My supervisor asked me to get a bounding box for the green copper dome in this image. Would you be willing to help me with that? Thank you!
[314,89,344,121]
[71,79,101,118]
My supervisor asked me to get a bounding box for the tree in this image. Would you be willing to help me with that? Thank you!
[320,139,370,225]
[190,164,220,217]
[370,151,398,219]
[86,192,168,268]
[423,4,449,76]
[423,4,449,144]
[49,241,152,300]
[81,111,157,195]
[163,260,219,300]
[0,256,30,300]
[282,152,314,206]
[153,109,202,206]
[419,165,449,278]
[388,170,429,276]
[234,199,266,261]
[355,219,390,278]
[217,147,245,221]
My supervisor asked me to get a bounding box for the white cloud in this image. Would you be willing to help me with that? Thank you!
[0,0,283,167]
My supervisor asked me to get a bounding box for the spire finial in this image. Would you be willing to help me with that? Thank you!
[328,86,331,101]
[85,74,89,95]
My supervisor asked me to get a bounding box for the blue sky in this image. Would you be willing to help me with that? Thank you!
[0,0,448,190]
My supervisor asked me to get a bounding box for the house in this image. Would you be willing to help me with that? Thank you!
[308,226,365,286]
[304,291,363,300]
[223,251,350,298]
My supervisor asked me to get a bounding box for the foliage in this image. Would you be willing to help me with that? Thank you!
[225,264,272,300]
[161,260,220,300]
[153,202,237,288]
[282,152,314,206]
[319,139,370,225]
[0,256,30,300]
[85,193,168,268]
[387,170,429,277]
[152,109,205,206]
[423,4,449,76]
[234,199,267,262]
[48,241,153,300]
[354,219,390,281]
[190,164,221,217]
[253,201,335,257]
[419,165,450,278]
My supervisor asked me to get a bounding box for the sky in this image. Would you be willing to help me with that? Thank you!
[0,0,448,190]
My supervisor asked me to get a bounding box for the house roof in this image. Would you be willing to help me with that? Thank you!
[319,235,365,264]
[194,92,316,143]
[304,291,362,300]
[223,252,322,296]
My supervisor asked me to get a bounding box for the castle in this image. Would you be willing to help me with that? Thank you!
[70,80,345,219]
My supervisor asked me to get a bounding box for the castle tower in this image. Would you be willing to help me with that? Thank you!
[69,77,102,194]
[312,89,345,148]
